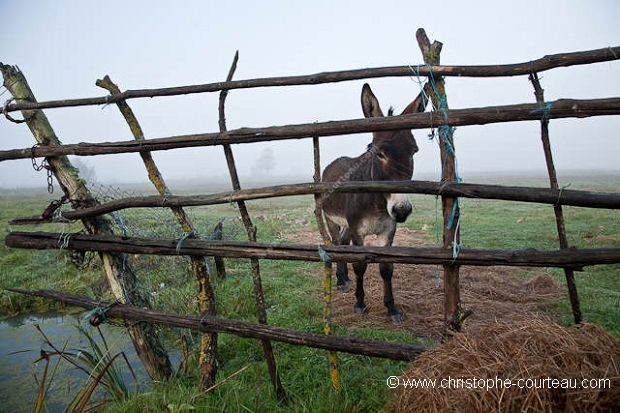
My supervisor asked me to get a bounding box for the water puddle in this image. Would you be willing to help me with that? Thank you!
[0,310,151,412]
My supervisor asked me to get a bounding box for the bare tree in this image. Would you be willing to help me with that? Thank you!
[251,146,275,178]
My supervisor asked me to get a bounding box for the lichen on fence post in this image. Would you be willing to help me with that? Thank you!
[0,63,172,381]
[95,75,218,388]
[313,136,342,394]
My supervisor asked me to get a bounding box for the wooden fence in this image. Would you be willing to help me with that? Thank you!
[2,29,620,398]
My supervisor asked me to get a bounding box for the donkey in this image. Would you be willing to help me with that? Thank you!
[321,83,426,324]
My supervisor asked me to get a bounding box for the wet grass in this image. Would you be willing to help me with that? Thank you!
[0,175,618,411]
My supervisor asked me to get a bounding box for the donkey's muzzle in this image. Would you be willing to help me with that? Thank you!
[387,193,413,222]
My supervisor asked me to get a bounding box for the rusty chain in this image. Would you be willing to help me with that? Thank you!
[2,97,35,124]
[30,144,54,193]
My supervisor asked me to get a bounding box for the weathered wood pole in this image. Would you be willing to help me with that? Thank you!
[7,231,620,268]
[313,136,342,394]
[0,63,172,380]
[3,97,620,163]
[416,29,468,333]
[218,51,288,404]
[211,221,226,279]
[529,72,582,324]
[9,288,427,361]
[45,181,620,223]
[2,45,618,115]
[95,75,218,388]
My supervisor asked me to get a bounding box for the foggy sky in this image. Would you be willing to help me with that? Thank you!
[1,0,619,190]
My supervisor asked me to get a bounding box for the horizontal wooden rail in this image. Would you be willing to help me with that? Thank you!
[6,231,620,270]
[2,97,620,162]
[7,288,425,361]
[47,180,620,222]
[1,46,618,114]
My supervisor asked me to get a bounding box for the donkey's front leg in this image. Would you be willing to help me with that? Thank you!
[352,261,368,314]
[335,227,351,292]
[380,262,401,324]
[325,219,351,292]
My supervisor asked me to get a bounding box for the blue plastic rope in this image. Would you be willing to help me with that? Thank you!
[176,230,197,254]
[531,101,553,123]
[556,182,572,206]
[318,245,332,262]
[446,199,459,230]
[411,62,464,263]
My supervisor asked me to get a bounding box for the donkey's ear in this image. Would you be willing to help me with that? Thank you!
[361,83,384,118]
[400,82,432,115]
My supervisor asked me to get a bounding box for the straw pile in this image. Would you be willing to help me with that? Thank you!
[391,319,620,412]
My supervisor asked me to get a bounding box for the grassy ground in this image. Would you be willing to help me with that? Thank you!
[0,176,618,411]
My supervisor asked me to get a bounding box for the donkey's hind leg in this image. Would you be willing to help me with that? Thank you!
[376,227,402,324]
[380,262,402,324]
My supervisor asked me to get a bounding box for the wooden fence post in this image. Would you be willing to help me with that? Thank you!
[218,52,288,404]
[0,63,172,381]
[529,73,582,324]
[416,29,471,333]
[313,136,342,394]
[95,75,218,388]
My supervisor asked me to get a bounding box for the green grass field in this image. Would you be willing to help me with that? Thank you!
[1,175,618,411]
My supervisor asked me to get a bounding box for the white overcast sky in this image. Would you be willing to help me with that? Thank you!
[1,0,619,189]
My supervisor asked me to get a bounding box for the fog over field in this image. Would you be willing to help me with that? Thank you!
[1,1,618,190]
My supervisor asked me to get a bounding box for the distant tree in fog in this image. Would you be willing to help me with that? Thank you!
[251,147,275,178]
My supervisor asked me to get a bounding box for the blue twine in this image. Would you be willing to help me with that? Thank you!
[412,62,464,263]
[85,306,106,323]
[408,65,431,103]
[58,231,73,249]
[162,191,171,205]
[176,230,197,254]
[556,182,572,206]
[101,95,112,110]
[446,198,460,230]
[531,101,553,123]
[452,215,462,260]
[112,211,129,238]
[318,245,332,262]
[82,304,111,327]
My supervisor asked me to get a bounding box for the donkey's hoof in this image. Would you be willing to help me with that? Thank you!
[354,305,368,315]
[337,281,351,293]
[389,313,403,325]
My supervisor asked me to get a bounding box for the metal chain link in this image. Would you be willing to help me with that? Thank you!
[30,144,54,193]
[46,168,54,194]
[3,97,35,124]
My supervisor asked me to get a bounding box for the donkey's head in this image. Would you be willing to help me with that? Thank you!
[361,83,422,222]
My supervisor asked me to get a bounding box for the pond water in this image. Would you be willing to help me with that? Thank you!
[0,310,153,412]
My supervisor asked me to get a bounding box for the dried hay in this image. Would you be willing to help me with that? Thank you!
[288,227,564,341]
[391,318,620,412]
[284,227,618,411]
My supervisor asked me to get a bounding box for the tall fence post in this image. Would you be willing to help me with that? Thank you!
[313,136,342,394]
[95,75,219,388]
[218,52,288,404]
[416,29,470,334]
[0,63,172,381]
[529,73,582,324]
